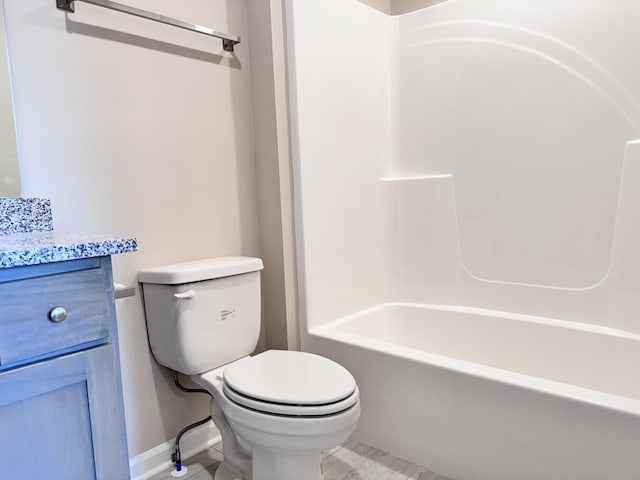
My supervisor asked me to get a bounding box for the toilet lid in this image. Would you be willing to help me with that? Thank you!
[223,350,357,406]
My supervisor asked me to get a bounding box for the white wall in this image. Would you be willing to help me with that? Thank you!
[391,0,640,332]
[4,0,260,458]
[286,0,397,332]
[248,0,299,350]
[288,0,640,336]
[268,0,301,351]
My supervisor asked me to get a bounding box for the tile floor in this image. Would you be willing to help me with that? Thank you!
[148,439,453,480]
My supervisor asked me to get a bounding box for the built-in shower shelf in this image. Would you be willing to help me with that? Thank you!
[381,174,452,182]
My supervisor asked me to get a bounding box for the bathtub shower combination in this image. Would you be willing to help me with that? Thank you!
[286,1,640,479]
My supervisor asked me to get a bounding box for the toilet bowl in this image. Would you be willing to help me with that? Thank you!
[195,350,360,480]
[139,257,361,480]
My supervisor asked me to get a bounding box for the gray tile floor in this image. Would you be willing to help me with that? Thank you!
[148,439,452,480]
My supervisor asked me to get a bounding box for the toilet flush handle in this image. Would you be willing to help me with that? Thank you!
[174,290,196,300]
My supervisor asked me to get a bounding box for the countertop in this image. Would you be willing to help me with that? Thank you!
[0,231,137,268]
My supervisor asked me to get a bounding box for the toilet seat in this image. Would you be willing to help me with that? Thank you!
[222,350,358,416]
[223,384,359,416]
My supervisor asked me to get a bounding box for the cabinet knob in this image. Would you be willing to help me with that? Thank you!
[48,306,68,323]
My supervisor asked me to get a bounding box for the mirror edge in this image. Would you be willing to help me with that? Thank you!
[0,0,21,197]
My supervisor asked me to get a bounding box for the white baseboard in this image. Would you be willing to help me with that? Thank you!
[129,422,222,480]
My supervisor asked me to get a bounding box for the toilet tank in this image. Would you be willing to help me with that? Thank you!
[139,257,263,375]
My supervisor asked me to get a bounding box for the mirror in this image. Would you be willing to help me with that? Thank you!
[0,1,20,197]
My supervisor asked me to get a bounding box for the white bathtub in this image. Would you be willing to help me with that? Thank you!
[307,303,640,480]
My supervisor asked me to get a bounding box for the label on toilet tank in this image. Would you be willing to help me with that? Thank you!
[220,308,236,321]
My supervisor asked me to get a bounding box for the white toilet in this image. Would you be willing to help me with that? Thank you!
[139,257,360,480]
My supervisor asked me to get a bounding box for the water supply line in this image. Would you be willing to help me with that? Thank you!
[170,372,213,477]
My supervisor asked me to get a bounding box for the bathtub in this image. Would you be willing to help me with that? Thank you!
[307,303,640,480]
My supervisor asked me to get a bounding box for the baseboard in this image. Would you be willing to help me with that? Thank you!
[129,422,221,480]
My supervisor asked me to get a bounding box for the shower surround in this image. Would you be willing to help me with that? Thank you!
[285,1,640,479]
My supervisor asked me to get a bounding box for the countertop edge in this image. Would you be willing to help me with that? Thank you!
[0,235,138,269]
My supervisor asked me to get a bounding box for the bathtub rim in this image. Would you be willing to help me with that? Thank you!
[309,302,640,418]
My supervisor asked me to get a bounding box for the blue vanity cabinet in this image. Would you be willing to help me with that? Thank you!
[0,257,130,480]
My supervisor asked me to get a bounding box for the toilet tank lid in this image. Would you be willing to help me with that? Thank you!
[138,257,264,285]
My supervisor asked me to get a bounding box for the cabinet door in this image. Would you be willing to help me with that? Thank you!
[0,345,129,480]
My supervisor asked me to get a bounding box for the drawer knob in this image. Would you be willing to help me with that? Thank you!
[48,307,68,323]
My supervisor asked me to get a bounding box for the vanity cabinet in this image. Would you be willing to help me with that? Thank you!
[0,256,130,480]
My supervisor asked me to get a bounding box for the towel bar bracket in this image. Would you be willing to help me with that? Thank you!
[55,0,240,52]
[222,39,236,52]
[57,0,74,12]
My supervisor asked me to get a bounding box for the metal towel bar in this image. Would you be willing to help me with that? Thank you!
[56,0,240,52]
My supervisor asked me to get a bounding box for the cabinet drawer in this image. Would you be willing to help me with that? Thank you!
[0,267,110,366]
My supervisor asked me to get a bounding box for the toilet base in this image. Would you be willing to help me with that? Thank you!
[252,447,323,480]
[214,448,323,480]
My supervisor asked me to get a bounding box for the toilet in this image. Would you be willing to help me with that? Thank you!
[138,257,360,480]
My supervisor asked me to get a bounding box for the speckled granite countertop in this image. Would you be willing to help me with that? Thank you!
[0,197,53,235]
[0,232,137,268]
